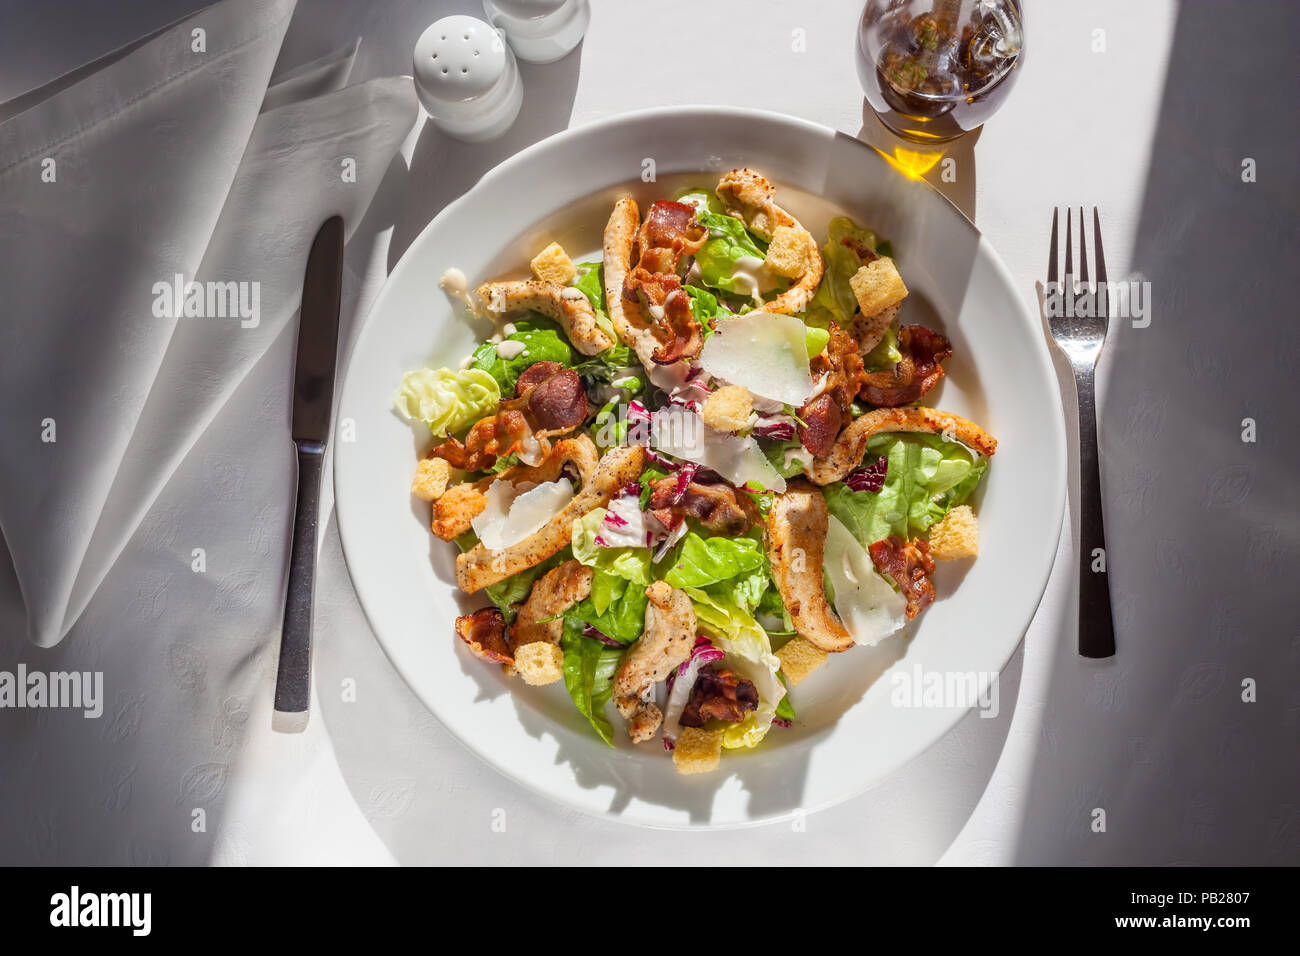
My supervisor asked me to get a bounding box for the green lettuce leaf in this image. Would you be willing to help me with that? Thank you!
[685,285,726,341]
[663,532,766,590]
[392,367,500,438]
[560,616,624,746]
[572,260,625,349]
[682,587,786,749]
[453,533,567,623]
[862,320,902,370]
[808,216,890,324]
[674,187,724,215]
[822,432,988,545]
[570,509,651,639]
[470,317,573,391]
[775,673,796,720]
[694,211,768,295]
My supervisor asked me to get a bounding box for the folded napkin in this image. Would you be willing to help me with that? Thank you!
[0,0,418,646]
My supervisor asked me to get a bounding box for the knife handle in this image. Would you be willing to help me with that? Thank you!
[273,441,325,728]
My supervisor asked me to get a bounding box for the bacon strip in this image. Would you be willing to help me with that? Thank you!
[679,665,758,727]
[797,323,864,457]
[455,608,514,672]
[805,406,997,485]
[859,325,951,407]
[638,200,707,275]
[797,394,841,459]
[647,476,760,536]
[623,269,703,365]
[868,537,936,620]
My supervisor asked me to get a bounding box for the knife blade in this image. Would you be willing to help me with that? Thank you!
[273,215,344,731]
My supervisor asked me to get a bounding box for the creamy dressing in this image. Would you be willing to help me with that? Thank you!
[517,430,546,466]
[439,267,483,318]
[496,340,526,360]
[730,255,781,307]
[782,444,815,474]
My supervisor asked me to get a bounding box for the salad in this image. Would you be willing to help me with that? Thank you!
[397,168,997,775]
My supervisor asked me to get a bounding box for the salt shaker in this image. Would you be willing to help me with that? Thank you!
[482,0,590,64]
[413,15,523,142]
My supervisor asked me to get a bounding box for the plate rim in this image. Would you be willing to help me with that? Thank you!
[334,104,1067,830]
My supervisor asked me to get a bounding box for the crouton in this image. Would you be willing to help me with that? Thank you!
[411,457,451,502]
[701,384,753,433]
[775,636,828,686]
[673,727,723,775]
[927,504,979,560]
[849,257,908,317]
[764,225,812,278]
[530,242,578,285]
[513,641,564,686]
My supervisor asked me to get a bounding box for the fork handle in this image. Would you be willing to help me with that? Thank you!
[1073,364,1116,658]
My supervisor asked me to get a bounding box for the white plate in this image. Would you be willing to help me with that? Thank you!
[335,106,1065,829]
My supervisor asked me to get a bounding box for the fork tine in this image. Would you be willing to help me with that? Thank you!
[1093,208,1108,319]
[1092,208,1107,281]
[1064,207,1074,285]
[1077,206,1089,287]
[1047,207,1059,285]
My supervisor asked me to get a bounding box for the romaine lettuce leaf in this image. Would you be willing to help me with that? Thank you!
[822,432,988,545]
[560,616,624,746]
[570,508,652,632]
[471,317,573,391]
[674,187,724,215]
[694,211,768,295]
[663,531,766,590]
[453,533,567,622]
[862,320,902,370]
[682,586,786,749]
[809,216,889,324]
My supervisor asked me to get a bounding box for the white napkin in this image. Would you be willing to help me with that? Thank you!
[0,0,418,647]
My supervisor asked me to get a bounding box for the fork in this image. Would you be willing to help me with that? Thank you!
[1046,207,1116,658]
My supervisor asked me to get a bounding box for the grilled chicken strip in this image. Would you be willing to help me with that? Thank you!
[602,197,678,372]
[848,302,900,355]
[614,581,696,743]
[455,444,647,593]
[804,407,998,486]
[766,479,854,653]
[715,167,824,315]
[509,559,593,655]
[430,434,599,541]
[475,278,614,356]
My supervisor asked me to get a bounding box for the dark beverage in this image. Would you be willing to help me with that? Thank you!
[857,0,1024,142]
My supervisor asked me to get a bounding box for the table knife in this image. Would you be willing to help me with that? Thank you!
[273,215,344,732]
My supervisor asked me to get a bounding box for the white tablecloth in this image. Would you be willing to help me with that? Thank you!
[2,0,1296,865]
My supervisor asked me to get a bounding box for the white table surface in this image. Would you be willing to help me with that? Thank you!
[2,0,1296,865]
